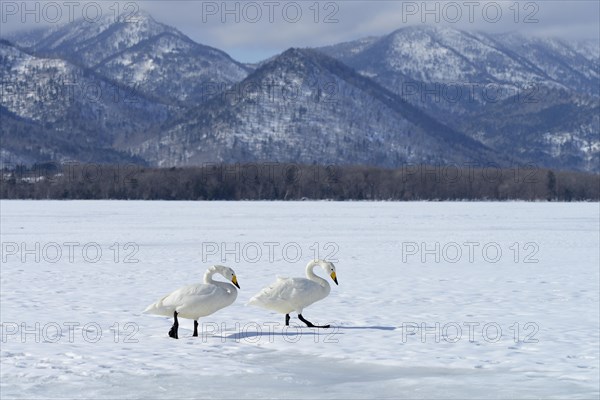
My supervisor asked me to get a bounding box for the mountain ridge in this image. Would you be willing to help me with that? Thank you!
[2,13,598,171]
[137,47,508,168]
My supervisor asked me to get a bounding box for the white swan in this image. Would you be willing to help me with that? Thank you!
[143,265,240,339]
[248,259,338,328]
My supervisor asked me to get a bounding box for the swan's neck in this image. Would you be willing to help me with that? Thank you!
[306,260,330,290]
[204,266,219,285]
[204,267,238,296]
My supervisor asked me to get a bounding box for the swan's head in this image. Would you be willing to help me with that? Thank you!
[320,261,338,285]
[217,266,240,289]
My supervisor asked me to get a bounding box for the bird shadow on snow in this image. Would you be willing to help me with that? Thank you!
[335,325,397,331]
[223,325,396,340]
[223,329,331,340]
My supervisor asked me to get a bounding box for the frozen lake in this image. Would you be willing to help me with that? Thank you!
[1,201,598,399]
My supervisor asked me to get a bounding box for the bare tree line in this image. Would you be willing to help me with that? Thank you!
[1,163,598,201]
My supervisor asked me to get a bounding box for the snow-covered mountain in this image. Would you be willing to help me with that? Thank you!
[136,48,500,167]
[317,26,600,170]
[465,87,599,171]
[2,14,598,171]
[94,32,249,104]
[318,26,599,96]
[0,40,168,164]
[494,34,599,96]
[8,11,249,104]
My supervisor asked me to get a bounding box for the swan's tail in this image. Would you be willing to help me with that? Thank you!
[246,295,260,307]
[142,294,172,316]
[142,301,162,315]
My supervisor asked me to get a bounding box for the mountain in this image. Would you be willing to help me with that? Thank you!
[466,87,600,171]
[8,11,249,104]
[94,32,249,105]
[309,36,379,62]
[2,14,599,171]
[317,26,600,170]
[318,26,599,96]
[0,40,168,163]
[0,105,145,165]
[492,34,600,97]
[135,48,502,167]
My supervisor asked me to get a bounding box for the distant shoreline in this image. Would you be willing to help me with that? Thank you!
[2,164,598,201]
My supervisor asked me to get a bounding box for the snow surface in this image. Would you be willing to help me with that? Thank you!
[1,201,598,399]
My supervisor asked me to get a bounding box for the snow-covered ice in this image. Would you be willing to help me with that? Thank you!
[1,201,598,399]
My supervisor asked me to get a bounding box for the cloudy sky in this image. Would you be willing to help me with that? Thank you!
[1,1,599,62]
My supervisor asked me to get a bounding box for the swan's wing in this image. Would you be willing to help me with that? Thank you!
[144,284,220,314]
[288,277,331,312]
[160,284,220,308]
[277,278,309,296]
[249,277,317,305]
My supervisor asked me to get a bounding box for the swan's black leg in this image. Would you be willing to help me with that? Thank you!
[298,314,330,328]
[168,311,179,339]
[285,314,290,326]
[193,320,199,337]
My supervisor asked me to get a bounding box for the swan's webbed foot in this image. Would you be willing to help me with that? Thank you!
[298,314,330,328]
[285,314,290,326]
[169,311,179,339]
[168,326,178,339]
[193,320,199,337]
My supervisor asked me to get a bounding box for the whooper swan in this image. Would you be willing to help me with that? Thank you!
[248,259,338,328]
[144,265,240,339]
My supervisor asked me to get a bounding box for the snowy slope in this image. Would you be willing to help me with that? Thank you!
[0,41,166,124]
[141,48,497,168]
[316,27,600,171]
[14,10,176,67]
[365,26,543,85]
[317,26,599,96]
[8,11,249,104]
[95,32,248,104]
[0,40,169,163]
[492,34,600,95]
[1,201,598,398]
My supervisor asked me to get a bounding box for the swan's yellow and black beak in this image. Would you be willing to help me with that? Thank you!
[330,271,338,285]
[231,275,240,289]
